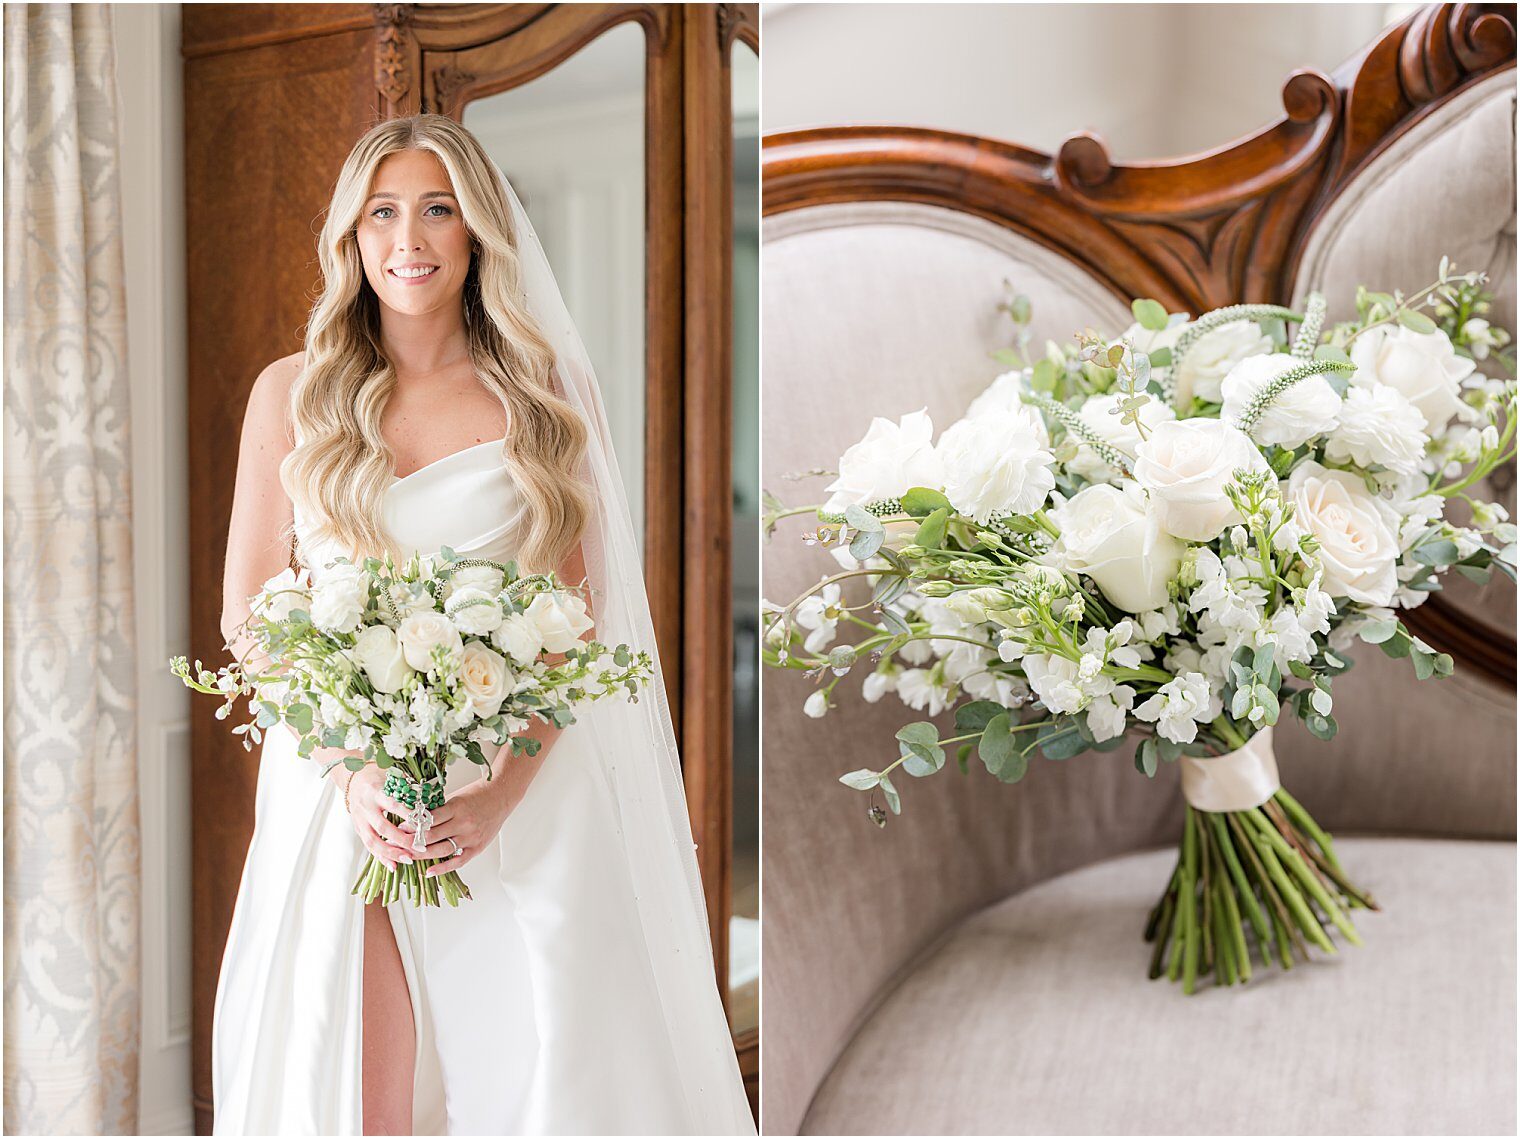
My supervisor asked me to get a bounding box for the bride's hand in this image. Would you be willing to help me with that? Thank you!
[345,764,416,871]
[404,776,515,877]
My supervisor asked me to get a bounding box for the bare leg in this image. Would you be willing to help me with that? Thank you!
[362,901,415,1135]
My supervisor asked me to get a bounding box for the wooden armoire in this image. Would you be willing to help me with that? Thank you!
[182,5,759,1129]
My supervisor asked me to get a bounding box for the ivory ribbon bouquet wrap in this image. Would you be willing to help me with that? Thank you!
[173,548,653,907]
[763,263,1515,993]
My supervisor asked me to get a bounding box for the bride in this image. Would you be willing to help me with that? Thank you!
[214,114,754,1136]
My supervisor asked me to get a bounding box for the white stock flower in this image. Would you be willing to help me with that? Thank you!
[309,562,369,634]
[493,613,546,665]
[1065,393,1177,484]
[794,582,843,653]
[396,612,464,672]
[862,667,900,703]
[1188,548,1268,632]
[1349,324,1475,435]
[1049,482,1185,613]
[458,640,513,719]
[1122,318,1187,359]
[350,624,415,694]
[824,409,942,512]
[446,586,505,636]
[1220,353,1340,448]
[803,690,830,718]
[1086,686,1135,742]
[1134,672,1218,744]
[1133,418,1272,541]
[525,592,595,653]
[966,369,1033,418]
[1324,384,1428,475]
[1286,461,1399,606]
[1462,317,1503,360]
[896,669,952,716]
[937,404,1055,524]
[1172,320,1274,406]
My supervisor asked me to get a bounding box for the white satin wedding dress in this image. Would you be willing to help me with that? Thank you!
[212,439,752,1136]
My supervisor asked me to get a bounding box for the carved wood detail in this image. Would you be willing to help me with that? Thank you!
[762,2,1517,684]
[374,4,414,107]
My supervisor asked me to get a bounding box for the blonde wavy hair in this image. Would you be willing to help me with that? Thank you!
[281,114,592,574]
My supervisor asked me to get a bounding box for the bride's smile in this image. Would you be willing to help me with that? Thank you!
[357,148,472,317]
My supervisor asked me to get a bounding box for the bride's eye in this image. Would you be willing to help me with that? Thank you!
[425,204,453,218]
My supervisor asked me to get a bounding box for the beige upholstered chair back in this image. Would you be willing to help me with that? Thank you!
[761,22,1516,1135]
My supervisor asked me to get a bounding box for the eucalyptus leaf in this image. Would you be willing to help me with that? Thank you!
[1132,298,1169,332]
[880,775,902,815]
[1038,721,1086,761]
[1357,619,1399,644]
[849,528,886,561]
[1396,308,1438,334]
[954,700,1005,733]
[844,504,884,534]
[978,712,1029,784]
[1411,539,1459,567]
[838,769,881,791]
[1135,737,1159,778]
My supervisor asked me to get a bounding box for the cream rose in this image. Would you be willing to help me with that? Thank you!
[1173,320,1274,405]
[457,640,513,719]
[350,624,414,694]
[965,369,1032,418]
[526,592,596,653]
[446,586,505,636]
[492,612,546,665]
[1286,461,1399,606]
[1220,353,1341,449]
[1349,324,1475,435]
[1133,418,1272,541]
[395,611,464,672]
[1049,483,1186,613]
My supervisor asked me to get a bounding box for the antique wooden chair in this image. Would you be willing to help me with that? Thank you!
[760,6,1516,1133]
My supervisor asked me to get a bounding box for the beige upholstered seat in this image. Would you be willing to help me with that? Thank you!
[761,76,1517,1137]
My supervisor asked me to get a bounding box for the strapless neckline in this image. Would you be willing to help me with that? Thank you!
[391,436,506,487]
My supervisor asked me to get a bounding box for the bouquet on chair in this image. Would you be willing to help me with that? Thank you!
[173,548,653,908]
[762,261,1515,992]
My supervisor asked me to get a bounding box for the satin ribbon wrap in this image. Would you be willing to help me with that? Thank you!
[1179,727,1280,812]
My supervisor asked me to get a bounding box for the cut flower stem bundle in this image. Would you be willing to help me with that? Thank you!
[1146,791,1376,993]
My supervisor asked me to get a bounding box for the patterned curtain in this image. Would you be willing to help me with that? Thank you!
[3,6,141,1134]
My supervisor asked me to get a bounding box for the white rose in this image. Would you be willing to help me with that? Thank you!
[1133,418,1272,541]
[1065,393,1177,483]
[1349,324,1474,435]
[937,404,1055,524]
[1049,483,1186,613]
[457,640,513,719]
[966,369,1032,418]
[446,586,505,636]
[253,567,311,623]
[1220,353,1341,448]
[1173,320,1274,405]
[823,408,942,512]
[526,592,595,653]
[446,563,505,599]
[1325,384,1428,475]
[492,613,546,665]
[395,612,464,672]
[350,624,414,694]
[1286,461,1399,606]
[309,562,370,634]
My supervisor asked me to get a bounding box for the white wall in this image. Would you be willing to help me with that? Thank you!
[113,3,192,1134]
[761,3,1393,159]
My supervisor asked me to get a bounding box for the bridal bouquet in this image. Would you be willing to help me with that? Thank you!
[173,548,653,907]
[763,262,1514,992]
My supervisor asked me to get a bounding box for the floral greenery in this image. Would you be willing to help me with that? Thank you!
[762,263,1515,990]
[172,547,652,907]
